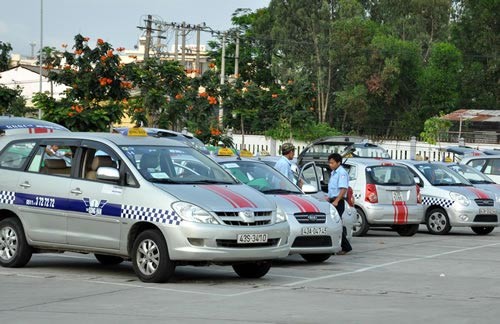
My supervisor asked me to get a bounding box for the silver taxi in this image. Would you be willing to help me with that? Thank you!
[216,157,343,263]
[399,160,498,235]
[0,132,290,282]
[342,159,424,237]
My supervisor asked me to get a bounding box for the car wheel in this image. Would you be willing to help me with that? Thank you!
[95,254,124,265]
[232,261,272,278]
[0,218,32,267]
[426,208,451,235]
[471,226,494,235]
[301,253,331,263]
[353,207,369,237]
[395,224,419,237]
[132,229,175,283]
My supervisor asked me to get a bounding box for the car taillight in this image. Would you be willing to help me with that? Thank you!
[365,184,378,203]
[416,185,422,204]
[347,187,355,207]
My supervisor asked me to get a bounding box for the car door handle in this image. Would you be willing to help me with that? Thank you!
[70,188,82,195]
[19,182,31,188]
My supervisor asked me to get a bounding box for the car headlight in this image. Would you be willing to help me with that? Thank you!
[276,206,287,223]
[330,204,341,223]
[171,202,220,224]
[449,192,470,206]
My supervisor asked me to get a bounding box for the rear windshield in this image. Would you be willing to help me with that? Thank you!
[366,165,415,186]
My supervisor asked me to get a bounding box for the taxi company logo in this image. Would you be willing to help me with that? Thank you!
[239,210,255,223]
[83,198,108,216]
[307,214,318,222]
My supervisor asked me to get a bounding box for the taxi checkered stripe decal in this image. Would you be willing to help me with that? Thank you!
[0,191,15,205]
[422,196,454,208]
[121,205,181,225]
[354,193,362,200]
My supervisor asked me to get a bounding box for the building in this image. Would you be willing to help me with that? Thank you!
[441,109,500,144]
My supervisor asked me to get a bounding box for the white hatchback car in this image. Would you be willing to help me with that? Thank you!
[399,161,499,235]
[217,157,344,263]
[0,132,290,282]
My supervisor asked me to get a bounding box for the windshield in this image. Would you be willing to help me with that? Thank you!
[416,163,471,186]
[120,145,236,184]
[220,161,302,194]
[448,164,496,184]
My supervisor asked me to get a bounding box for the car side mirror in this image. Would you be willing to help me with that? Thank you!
[97,167,120,181]
[301,183,317,194]
[414,176,423,187]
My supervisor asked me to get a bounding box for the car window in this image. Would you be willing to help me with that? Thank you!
[466,159,486,171]
[366,166,414,186]
[78,145,121,183]
[27,143,75,177]
[448,164,495,184]
[416,163,470,186]
[0,141,36,169]
[484,159,500,176]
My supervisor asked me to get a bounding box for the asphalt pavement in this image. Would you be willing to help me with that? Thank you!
[1,226,499,324]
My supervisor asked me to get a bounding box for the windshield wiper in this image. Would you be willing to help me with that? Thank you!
[148,178,179,184]
[470,180,496,184]
[184,179,235,184]
[261,189,299,194]
[436,183,471,187]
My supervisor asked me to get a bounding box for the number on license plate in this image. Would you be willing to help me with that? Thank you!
[479,208,495,215]
[237,233,268,244]
[302,227,327,235]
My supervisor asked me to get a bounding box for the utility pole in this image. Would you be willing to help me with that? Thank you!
[38,0,43,119]
[174,27,179,61]
[144,15,153,60]
[234,34,240,78]
[195,25,201,75]
[219,32,226,127]
[181,22,187,68]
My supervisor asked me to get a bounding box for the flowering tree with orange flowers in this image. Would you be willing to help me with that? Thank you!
[33,34,130,131]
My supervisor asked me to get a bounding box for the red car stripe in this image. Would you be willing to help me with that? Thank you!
[279,195,319,213]
[393,201,408,224]
[205,185,257,208]
[467,187,490,199]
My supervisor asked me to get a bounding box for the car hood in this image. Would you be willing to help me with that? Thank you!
[435,186,496,200]
[271,194,330,215]
[152,183,275,211]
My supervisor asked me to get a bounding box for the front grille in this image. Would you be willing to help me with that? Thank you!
[473,215,498,222]
[215,211,273,226]
[475,199,494,207]
[216,238,280,248]
[294,213,326,224]
[292,236,332,247]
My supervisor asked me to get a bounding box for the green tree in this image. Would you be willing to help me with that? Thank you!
[0,85,28,116]
[34,34,131,131]
[0,41,12,72]
[420,114,453,144]
[451,0,499,109]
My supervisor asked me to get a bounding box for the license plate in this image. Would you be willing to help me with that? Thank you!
[392,192,404,202]
[302,227,327,235]
[237,233,268,244]
[479,208,495,215]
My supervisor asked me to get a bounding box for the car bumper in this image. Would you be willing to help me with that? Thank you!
[445,206,499,227]
[362,203,424,224]
[164,221,291,261]
[287,219,343,255]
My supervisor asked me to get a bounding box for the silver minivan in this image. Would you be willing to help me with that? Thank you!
[0,132,290,282]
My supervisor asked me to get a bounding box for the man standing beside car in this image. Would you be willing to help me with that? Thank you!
[328,153,352,255]
[275,142,297,182]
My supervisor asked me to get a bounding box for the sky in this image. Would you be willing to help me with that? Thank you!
[0,0,270,57]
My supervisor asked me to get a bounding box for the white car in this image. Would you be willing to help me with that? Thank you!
[217,157,344,263]
[0,132,290,282]
[460,155,500,184]
[399,160,499,235]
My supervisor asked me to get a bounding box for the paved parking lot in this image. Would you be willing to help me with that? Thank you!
[1,226,499,324]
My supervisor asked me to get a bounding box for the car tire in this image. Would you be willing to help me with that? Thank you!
[0,217,33,268]
[95,254,124,265]
[301,253,331,263]
[395,224,419,237]
[471,226,494,235]
[232,261,272,278]
[353,207,369,237]
[131,229,175,283]
[425,208,451,235]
